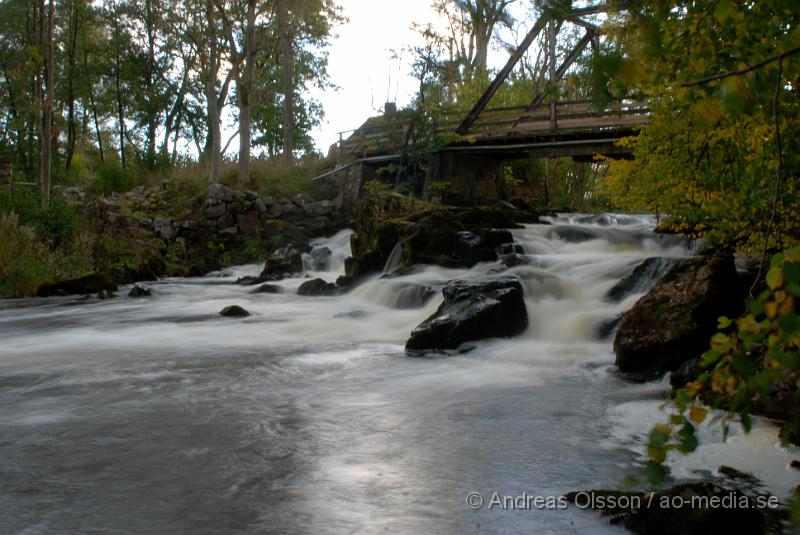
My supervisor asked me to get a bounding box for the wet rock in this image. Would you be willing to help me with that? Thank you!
[297,278,338,296]
[251,283,282,294]
[597,313,625,339]
[128,285,151,297]
[37,273,118,297]
[406,276,528,351]
[606,257,680,302]
[452,229,514,265]
[219,305,250,317]
[306,246,332,271]
[565,482,770,535]
[498,253,532,268]
[498,242,526,255]
[346,193,530,278]
[260,244,308,281]
[614,255,742,381]
[335,275,356,293]
[395,284,436,309]
[551,225,599,243]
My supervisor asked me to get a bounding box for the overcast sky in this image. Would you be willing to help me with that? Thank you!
[308,0,443,153]
[307,0,541,154]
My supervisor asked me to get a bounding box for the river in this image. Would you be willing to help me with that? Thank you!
[1,215,796,534]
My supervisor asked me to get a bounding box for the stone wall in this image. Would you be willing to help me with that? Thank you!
[56,181,350,275]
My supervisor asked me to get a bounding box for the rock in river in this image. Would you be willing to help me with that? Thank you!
[36,272,118,297]
[297,278,338,296]
[219,305,250,317]
[613,254,742,380]
[606,257,679,302]
[251,283,282,294]
[128,285,152,297]
[406,276,528,352]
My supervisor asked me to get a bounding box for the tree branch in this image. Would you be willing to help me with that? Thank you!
[682,43,800,87]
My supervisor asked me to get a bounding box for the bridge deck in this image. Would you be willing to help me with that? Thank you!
[337,100,648,159]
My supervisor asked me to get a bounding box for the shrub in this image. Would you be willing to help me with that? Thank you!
[91,161,136,194]
[0,214,49,297]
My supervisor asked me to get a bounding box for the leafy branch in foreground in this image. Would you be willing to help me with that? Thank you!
[645,246,800,489]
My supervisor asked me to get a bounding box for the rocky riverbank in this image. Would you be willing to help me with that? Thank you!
[33,181,351,297]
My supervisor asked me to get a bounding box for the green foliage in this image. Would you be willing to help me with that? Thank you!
[646,246,800,482]
[0,214,49,297]
[362,180,392,197]
[0,187,81,248]
[0,212,93,297]
[602,0,799,253]
[91,161,136,195]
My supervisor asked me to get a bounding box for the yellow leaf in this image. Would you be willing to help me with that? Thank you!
[689,405,708,424]
[767,267,784,290]
[726,376,737,397]
[686,381,703,397]
[779,296,795,316]
[765,301,778,319]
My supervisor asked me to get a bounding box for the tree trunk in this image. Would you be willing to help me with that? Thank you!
[278,0,294,164]
[144,0,157,166]
[35,0,44,188]
[115,51,126,168]
[65,0,79,172]
[474,30,489,78]
[205,0,221,184]
[113,4,126,168]
[84,48,104,163]
[40,0,54,209]
[237,0,257,183]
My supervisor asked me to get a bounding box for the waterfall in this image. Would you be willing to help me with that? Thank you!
[382,240,405,275]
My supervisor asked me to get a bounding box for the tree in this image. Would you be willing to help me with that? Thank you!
[600,0,799,254]
[250,0,340,161]
[203,0,222,183]
[431,0,514,81]
[587,0,800,487]
[38,0,55,208]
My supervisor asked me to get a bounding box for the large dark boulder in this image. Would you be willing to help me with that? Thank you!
[346,193,532,278]
[406,276,528,351]
[613,255,742,380]
[606,257,680,302]
[37,272,118,297]
[297,278,338,296]
[259,244,308,281]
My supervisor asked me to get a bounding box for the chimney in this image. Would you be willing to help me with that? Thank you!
[384,102,397,117]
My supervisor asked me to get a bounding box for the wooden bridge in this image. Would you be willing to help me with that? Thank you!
[319,5,649,202]
[335,98,647,161]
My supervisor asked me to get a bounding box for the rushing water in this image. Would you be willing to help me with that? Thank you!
[1,216,797,534]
